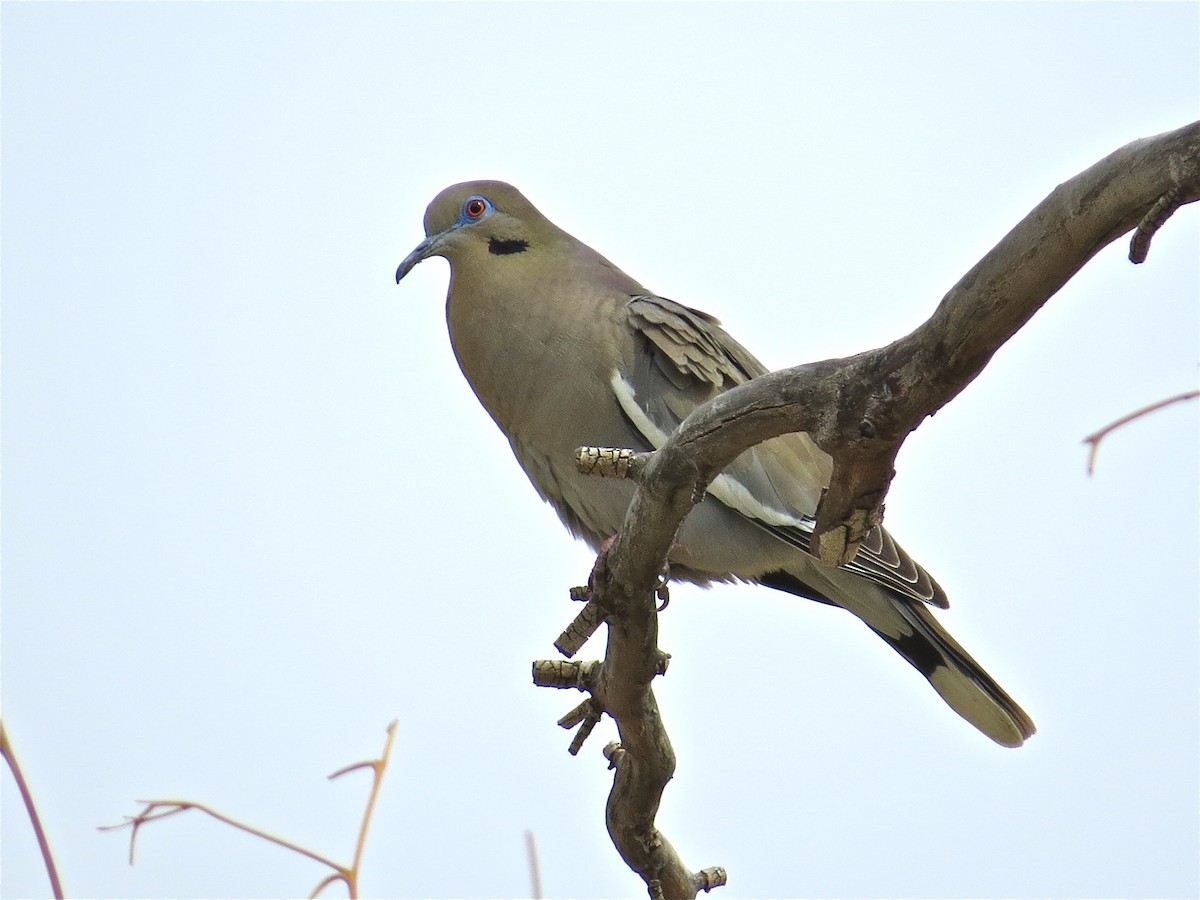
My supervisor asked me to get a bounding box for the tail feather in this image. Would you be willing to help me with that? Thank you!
[763,568,1035,747]
[865,597,1035,747]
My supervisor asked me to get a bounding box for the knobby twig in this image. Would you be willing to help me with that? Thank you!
[555,590,606,657]
[1083,390,1199,475]
[100,720,399,899]
[1130,186,1184,263]
[1,720,66,900]
[534,495,724,896]
[533,121,1198,898]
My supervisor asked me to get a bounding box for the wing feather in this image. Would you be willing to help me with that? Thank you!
[619,294,948,608]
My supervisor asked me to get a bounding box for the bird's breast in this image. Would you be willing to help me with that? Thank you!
[444,279,652,546]
[446,281,627,436]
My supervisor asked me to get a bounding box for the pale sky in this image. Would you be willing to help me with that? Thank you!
[3,3,1198,899]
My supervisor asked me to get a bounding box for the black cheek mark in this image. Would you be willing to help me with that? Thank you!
[488,237,530,256]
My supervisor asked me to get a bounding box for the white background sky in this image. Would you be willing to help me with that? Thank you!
[2,4,1197,899]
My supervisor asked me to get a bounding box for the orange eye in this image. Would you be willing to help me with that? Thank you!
[464,197,488,220]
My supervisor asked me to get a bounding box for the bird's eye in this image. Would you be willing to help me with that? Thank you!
[464,197,489,220]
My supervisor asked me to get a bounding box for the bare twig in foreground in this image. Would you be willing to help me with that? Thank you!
[101,720,398,899]
[525,829,543,899]
[2,720,66,900]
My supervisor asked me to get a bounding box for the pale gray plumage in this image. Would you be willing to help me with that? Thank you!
[396,180,1035,748]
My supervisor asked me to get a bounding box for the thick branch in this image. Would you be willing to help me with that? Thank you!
[556,121,1197,897]
[640,120,1200,564]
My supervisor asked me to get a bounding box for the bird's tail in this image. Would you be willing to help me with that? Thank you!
[850,590,1036,747]
[759,564,1035,746]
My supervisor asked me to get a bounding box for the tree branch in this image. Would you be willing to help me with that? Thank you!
[653,120,1200,565]
[536,121,1198,898]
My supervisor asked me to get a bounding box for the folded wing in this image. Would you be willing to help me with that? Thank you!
[616,294,948,608]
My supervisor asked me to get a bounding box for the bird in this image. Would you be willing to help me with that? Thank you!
[395,180,1035,748]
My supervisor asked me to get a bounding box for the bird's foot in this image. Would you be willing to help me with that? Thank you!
[588,534,672,611]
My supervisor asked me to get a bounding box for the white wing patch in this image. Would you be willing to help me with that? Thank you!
[610,371,811,530]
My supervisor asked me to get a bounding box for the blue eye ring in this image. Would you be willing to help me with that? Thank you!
[462,196,491,223]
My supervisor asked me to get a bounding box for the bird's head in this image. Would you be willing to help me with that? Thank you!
[395,180,549,283]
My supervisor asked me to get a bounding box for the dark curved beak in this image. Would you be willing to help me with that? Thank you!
[395,233,444,284]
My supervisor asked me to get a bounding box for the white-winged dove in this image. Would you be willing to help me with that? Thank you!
[396,180,1035,747]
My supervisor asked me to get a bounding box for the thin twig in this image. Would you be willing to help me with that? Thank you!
[100,799,347,873]
[101,720,402,900]
[309,872,349,900]
[1,721,66,900]
[332,719,398,892]
[525,830,543,900]
[1083,390,1199,475]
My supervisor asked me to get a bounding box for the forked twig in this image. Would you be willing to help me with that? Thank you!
[328,719,398,893]
[100,799,346,871]
[100,720,399,899]
[1083,390,1199,475]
